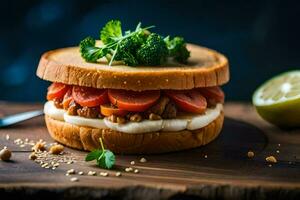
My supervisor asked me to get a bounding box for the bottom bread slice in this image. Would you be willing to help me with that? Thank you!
[45,112,224,154]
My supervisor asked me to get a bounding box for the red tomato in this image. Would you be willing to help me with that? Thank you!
[72,86,108,107]
[165,90,207,114]
[100,104,128,117]
[198,87,224,106]
[62,88,73,109]
[47,83,70,101]
[108,89,160,112]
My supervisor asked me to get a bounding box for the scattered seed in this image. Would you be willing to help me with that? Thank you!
[278,144,281,147]
[115,172,122,177]
[247,151,255,158]
[140,157,147,163]
[5,134,10,140]
[88,171,96,176]
[204,155,208,159]
[0,148,11,161]
[67,169,75,174]
[78,171,84,175]
[53,163,59,167]
[100,172,108,177]
[130,161,135,165]
[70,177,79,182]
[268,164,272,167]
[67,161,73,164]
[266,156,277,163]
[134,169,139,173]
[276,150,280,154]
[41,163,48,168]
[125,167,133,172]
[20,144,25,148]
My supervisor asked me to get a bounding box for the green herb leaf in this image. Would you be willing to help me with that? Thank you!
[96,150,115,169]
[85,138,115,169]
[85,149,103,161]
[100,20,122,44]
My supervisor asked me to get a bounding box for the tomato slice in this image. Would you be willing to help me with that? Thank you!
[100,104,128,117]
[198,87,224,105]
[165,90,207,114]
[47,83,70,101]
[108,89,160,112]
[62,88,73,109]
[72,86,108,107]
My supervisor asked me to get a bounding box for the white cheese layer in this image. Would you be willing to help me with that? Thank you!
[44,101,223,134]
[44,101,65,121]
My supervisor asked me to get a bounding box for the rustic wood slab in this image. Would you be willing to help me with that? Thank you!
[0,102,299,200]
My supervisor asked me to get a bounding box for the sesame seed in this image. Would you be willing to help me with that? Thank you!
[130,161,135,165]
[5,134,10,140]
[88,171,96,176]
[70,177,79,182]
[67,169,75,174]
[134,169,139,173]
[204,155,208,158]
[100,172,108,177]
[78,171,84,175]
[276,150,280,154]
[115,172,122,177]
[140,157,147,163]
[125,167,133,172]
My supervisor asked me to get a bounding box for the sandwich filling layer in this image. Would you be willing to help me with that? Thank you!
[44,101,223,134]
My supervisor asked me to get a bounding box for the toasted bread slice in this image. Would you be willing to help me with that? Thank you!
[37,44,229,90]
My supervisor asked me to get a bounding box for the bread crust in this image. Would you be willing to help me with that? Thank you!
[44,112,224,154]
[37,44,229,90]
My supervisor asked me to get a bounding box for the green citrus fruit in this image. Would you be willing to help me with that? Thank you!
[253,70,300,128]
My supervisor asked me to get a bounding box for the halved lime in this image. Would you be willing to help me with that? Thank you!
[253,70,300,128]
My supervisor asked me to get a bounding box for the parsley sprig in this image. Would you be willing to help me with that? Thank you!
[80,19,190,66]
[85,138,115,169]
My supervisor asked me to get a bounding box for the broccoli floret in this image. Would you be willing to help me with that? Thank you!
[113,37,140,66]
[136,33,168,65]
[165,36,190,63]
[80,36,105,62]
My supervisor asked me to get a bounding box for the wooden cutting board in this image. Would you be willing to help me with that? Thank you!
[0,102,299,200]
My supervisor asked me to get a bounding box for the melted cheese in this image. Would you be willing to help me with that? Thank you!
[44,101,222,134]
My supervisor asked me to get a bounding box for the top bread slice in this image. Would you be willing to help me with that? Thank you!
[36,43,229,91]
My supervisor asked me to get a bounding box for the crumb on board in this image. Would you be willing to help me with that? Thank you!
[0,148,12,161]
[247,151,255,158]
[266,156,277,164]
[49,144,64,155]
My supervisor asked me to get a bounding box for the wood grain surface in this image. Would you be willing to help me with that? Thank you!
[0,102,299,200]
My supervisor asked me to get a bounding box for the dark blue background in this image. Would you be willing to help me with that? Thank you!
[0,0,299,102]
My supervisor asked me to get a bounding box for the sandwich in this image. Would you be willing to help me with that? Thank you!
[37,20,229,154]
